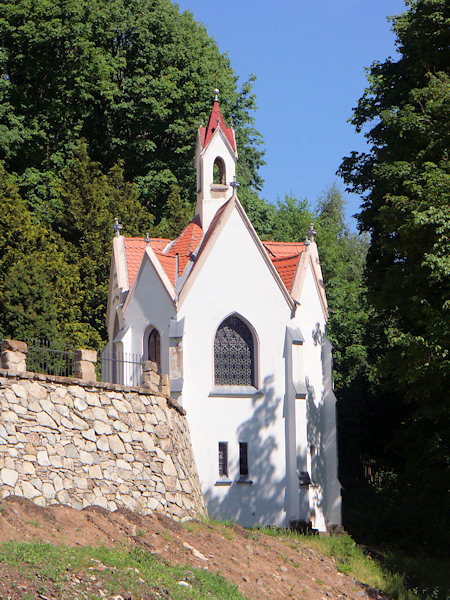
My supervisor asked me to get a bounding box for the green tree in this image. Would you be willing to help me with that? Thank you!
[339,0,449,548]
[0,165,81,341]
[272,193,313,242]
[239,191,277,240]
[155,184,193,239]
[54,142,153,345]
[315,184,369,391]
[0,0,264,222]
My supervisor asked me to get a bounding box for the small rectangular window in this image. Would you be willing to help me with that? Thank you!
[239,442,249,478]
[218,442,228,478]
[310,444,316,484]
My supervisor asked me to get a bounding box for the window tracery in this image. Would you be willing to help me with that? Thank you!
[214,316,255,386]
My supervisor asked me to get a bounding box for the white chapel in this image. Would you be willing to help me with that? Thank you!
[105,91,342,532]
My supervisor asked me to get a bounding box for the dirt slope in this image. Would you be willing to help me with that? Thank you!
[0,496,383,600]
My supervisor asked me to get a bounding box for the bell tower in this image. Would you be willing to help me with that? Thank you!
[194,89,238,231]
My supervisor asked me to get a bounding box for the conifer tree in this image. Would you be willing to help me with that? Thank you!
[55,142,153,345]
[155,185,193,239]
[0,165,81,342]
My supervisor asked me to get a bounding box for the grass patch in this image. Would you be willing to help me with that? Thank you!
[181,520,204,534]
[206,519,235,540]
[25,520,40,528]
[0,542,247,600]
[376,549,450,598]
[252,526,448,600]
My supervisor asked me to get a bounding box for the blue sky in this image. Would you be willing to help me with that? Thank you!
[175,0,407,228]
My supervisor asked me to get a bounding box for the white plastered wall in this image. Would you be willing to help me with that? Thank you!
[123,256,176,376]
[296,263,341,529]
[321,336,342,526]
[195,129,236,231]
[179,207,295,526]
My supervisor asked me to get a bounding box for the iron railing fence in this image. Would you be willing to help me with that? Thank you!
[26,339,76,378]
[1,335,143,386]
[99,349,143,387]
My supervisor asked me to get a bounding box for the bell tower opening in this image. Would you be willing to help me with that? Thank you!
[213,157,226,185]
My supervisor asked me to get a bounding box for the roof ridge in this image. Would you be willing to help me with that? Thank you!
[271,254,302,262]
[262,240,306,246]
[187,223,197,254]
[125,236,171,241]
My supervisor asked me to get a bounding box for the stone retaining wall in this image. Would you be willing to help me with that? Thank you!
[0,369,206,520]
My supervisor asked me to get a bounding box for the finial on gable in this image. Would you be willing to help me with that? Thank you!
[145,232,151,245]
[308,223,317,243]
[230,175,240,196]
[113,217,123,237]
[214,87,219,102]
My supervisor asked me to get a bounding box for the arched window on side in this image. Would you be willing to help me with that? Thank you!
[147,327,161,371]
[214,315,256,386]
[213,157,226,185]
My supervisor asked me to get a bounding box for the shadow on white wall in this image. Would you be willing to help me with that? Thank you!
[204,375,286,526]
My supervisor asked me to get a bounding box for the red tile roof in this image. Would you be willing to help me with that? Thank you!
[262,241,307,258]
[123,224,204,289]
[262,241,307,292]
[169,221,203,257]
[270,255,301,292]
[199,100,236,152]
[122,228,307,296]
[150,238,171,252]
[124,237,171,288]
[123,238,146,288]
[154,252,177,287]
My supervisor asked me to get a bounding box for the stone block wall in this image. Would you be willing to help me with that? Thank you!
[0,369,207,520]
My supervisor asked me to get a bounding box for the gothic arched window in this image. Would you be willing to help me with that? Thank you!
[147,327,161,370]
[214,316,255,386]
[213,157,226,184]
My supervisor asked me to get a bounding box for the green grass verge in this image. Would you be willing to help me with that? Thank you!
[256,527,449,600]
[0,542,247,600]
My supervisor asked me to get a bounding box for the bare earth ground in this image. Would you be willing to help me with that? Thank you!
[0,496,385,600]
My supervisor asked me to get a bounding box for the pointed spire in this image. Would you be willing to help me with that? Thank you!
[200,89,236,153]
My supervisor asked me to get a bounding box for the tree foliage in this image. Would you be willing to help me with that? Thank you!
[340,0,449,399]
[54,142,153,345]
[0,165,81,341]
[339,0,449,548]
[0,0,265,345]
[314,184,369,391]
[155,184,193,239]
[0,0,264,221]
[0,143,152,346]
